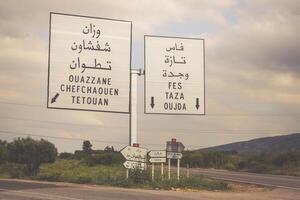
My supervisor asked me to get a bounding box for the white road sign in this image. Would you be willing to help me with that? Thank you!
[144,35,205,115]
[148,150,166,158]
[149,157,166,163]
[167,152,183,159]
[120,146,148,162]
[47,13,132,113]
[123,161,146,170]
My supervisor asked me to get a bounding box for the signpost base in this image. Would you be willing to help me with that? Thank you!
[177,159,180,180]
[161,163,164,180]
[168,159,171,180]
[152,163,154,181]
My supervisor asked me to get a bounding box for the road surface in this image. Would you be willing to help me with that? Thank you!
[189,168,300,190]
[0,179,300,200]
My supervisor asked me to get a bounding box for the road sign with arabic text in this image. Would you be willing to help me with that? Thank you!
[144,35,205,115]
[120,146,147,162]
[148,150,166,158]
[123,160,146,170]
[149,157,167,163]
[48,12,132,113]
[167,152,182,159]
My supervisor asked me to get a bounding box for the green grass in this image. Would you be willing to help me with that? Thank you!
[0,164,10,178]
[32,159,229,191]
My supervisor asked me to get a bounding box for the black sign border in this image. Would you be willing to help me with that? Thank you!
[144,35,206,116]
[47,12,132,114]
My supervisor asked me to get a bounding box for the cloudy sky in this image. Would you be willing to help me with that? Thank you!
[0,0,300,152]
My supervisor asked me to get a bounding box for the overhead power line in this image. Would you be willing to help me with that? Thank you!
[1,101,300,116]
[1,130,203,148]
[0,115,299,135]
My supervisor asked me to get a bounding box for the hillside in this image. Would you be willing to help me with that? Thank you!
[199,133,300,154]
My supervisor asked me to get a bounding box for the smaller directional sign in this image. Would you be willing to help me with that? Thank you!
[149,157,166,163]
[120,146,147,162]
[148,150,166,158]
[123,161,146,170]
[166,141,185,152]
[167,152,182,159]
[148,150,166,163]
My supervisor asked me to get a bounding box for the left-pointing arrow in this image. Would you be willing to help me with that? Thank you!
[51,93,60,104]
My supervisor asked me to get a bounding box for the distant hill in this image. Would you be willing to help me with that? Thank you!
[199,133,300,154]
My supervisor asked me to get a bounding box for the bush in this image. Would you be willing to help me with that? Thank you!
[0,140,8,164]
[36,172,61,181]
[82,152,124,166]
[129,168,150,184]
[59,152,74,159]
[7,137,57,176]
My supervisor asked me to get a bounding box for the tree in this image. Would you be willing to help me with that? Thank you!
[82,140,93,154]
[8,137,57,175]
[0,140,8,164]
[104,146,115,152]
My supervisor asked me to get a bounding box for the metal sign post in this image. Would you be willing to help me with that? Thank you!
[129,69,143,146]
[161,163,164,179]
[166,139,184,181]
[186,164,189,179]
[168,158,171,180]
[151,163,155,181]
[177,159,180,180]
[121,145,147,178]
[148,150,166,180]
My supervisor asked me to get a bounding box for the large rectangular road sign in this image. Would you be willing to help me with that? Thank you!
[47,13,132,113]
[144,35,205,115]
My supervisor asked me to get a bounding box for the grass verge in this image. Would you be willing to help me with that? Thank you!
[1,159,229,191]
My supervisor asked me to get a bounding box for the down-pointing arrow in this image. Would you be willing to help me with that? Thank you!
[195,98,200,110]
[51,93,60,104]
[150,96,155,108]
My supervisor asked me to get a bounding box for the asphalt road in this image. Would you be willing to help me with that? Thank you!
[189,168,300,190]
[1,179,300,200]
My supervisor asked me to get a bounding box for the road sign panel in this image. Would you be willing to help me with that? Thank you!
[166,141,185,152]
[47,13,132,113]
[120,146,148,162]
[144,35,205,115]
[148,150,166,158]
[149,157,166,163]
[167,152,183,159]
[123,161,146,170]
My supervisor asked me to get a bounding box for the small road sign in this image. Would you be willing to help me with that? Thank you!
[120,146,147,162]
[166,141,185,152]
[148,150,166,158]
[167,152,183,159]
[149,157,166,163]
[144,35,205,115]
[123,161,146,170]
